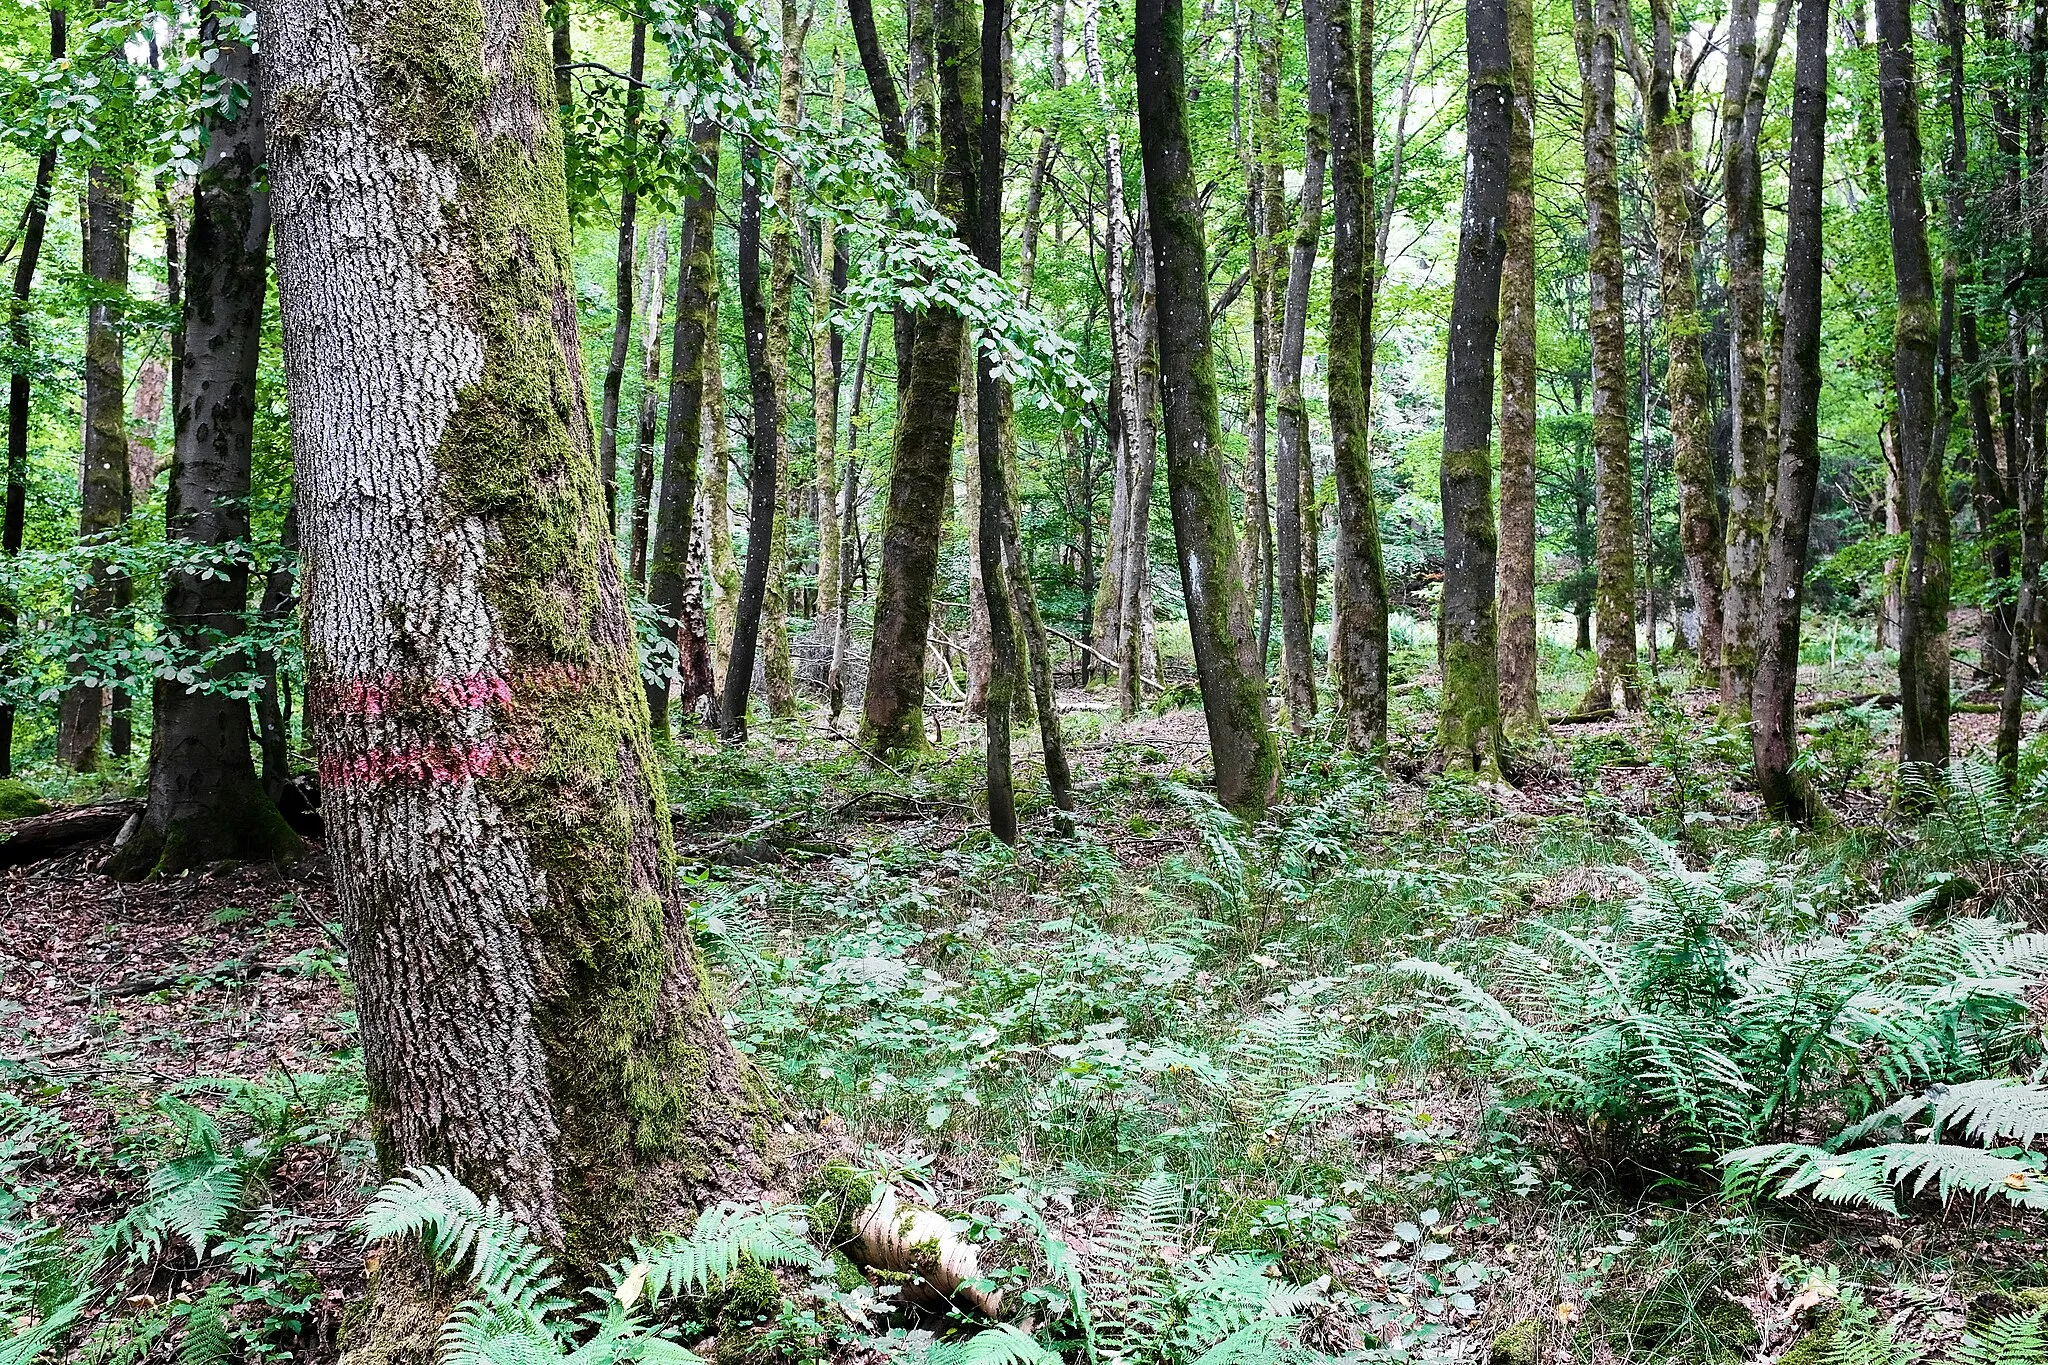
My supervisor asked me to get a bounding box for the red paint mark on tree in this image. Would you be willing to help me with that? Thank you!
[320,739,533,790]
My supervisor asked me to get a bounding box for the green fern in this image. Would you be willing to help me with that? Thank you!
[1949,1312,2048,1365]
[620,1204,822,1300]
[926,1324,1065,1365]
[358,1166,567,1316]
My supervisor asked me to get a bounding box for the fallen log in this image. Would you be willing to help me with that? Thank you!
[0,801,142,870]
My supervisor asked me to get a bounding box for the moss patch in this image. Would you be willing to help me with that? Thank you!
[1777,1309,1842,1365]
[1489,1316,1542,1365]
[0,780,52,820]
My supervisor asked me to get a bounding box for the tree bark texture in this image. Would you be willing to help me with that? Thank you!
[110,27,300,880]
[1135,0,1280,815]
[761,0,811,721]
[597,21,647,532]
[723,131,779,740]
[261,12,767,1345]
[629,221,668,586]
[1753,0,1829,820]
[812,63,844,635]
[1495,0,1539,742]
[1719,0,1770,713]
[705,330,741,693]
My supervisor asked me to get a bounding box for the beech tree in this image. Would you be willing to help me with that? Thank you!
[1494,0,1539,742]
[259,1,765,1347]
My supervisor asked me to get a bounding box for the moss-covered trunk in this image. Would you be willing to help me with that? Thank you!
[110,27,301,880]
[1438,0,1509,777]
[1134,0,1280,815]
[1753,0,1829,819]
[1495,0,1539,743]
[629,222,668,586]
[762,0,810,722]
[813,75,843,635]
[705,331,742,692]
[596,21,646,532]
[261,8,772,1354]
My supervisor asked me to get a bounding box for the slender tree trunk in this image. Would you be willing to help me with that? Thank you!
[1255,30,1284,663]
[1754,0,1829,820]
[1119,222,1162,715]
[963,343,993,716]
[1496,0,1540,740]
[706,330,741,692]
[111,24,300,879]
[1324,0,1391,750]
[1,7,63,776]
[812,57,844,636]
[648,124,722,733]
[1876,0,1951,772]
[1135,0,1281,815]
[829,318,871,719]
[629,222,668,586]
[260,5,768,1354]
[1438,0,1510,777]
[597,22,647,532]
[59,165,134,771]
[723,126,780,740]
[1574,0,1639,715]
[1274,5,1329,730]
[762,0,811,721]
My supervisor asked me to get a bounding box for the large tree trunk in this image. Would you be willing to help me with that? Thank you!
[761,0,810,721]
[58,164,134,772]
[1439,0,1511,776]
[723,124,781,740]
[1876,0,1951,772]
[812,65,843,636]
[109,25,300,880]
[1324,0,1391,751]
[629,221,668,586]
[647,123,722,734]
[1574,0,1639,715]
[1274,4,1329,731]
[1,7,63,775]
[597,21,647,532]
[260,2,768,1352]
[1627,0,1723,677]
[1753,0,1829,820]
[1495,0,1539,743]
[1134,0,1280,815]
[1254,30,1284,664]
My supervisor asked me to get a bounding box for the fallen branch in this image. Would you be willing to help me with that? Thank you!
[60,956,268,1005]
[1043,626,1166,693]
[0,801,142,870]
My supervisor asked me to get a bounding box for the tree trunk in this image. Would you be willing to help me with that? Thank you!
[1274,3,1329,731]
[647,122,722,733]
[1134,0,1281,815]
[963,342,993,716]
[1876,0,1951,772]
[723,125,780,740]
[1495,0,1540,741]
[109,24,300,880]
[59,164,134,772]
[1,7,63,776]
[259,3,768,1353]
[1255,29,1284,664]
[254,502,299,802]
[1437,0,1511,776]
[762,0,811,722]
[629,221,668,586]
[1574,0,1639,715]
[706,331,741,694]
[813,57,844,637]
[829,319,871,719]
[1119,221,1162,716]
[1753,0,1829,820]
[597,21,647,532]
[1324,0,1391,751]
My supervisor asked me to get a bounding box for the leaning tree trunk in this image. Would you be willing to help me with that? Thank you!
[58,164,134,772]
[597,21,647,531]
[2,6,63,776]
[647,122,722,733]
[1324,0,1391,751]
[1134,0,1280,815]
[1876,0,1951,772]
[1273,3,1329,731]
[109,26,300,880]
[1439,0,1511,777]
[723,128,781,740]
[1495,0,1540,743]
[629,222,668,586]
[260,11,770,1354]
[1753,0,1829,820]
[1574,0,1639,716]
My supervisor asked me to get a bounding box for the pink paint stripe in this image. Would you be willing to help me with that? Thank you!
[319,740,532,790]
[313,664,588,718]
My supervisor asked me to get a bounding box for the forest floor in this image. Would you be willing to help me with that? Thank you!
[4,638,2047,1364]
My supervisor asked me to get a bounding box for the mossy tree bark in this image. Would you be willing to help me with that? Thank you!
[59,164,134,772]
[1323,0,1391,752]
[1573,0,1639,716]
[110,25,301,880]
[1495,0,1539,743]
[629,222,667,586]
[1273,2,1329,731]
[812,54,844,637]
[724,121,781,741]
[1753,0,1828,820]
[1254,30,1284,664]
[2,6,62,776]
[1135,0,1281,816]
[261,8,771,1355]
[1875,0,1951,772]
[648,122,722,734]
[1438,0,1509,778]
[596,21,646,533]
[705,327,742,690]
[761,0,810,722]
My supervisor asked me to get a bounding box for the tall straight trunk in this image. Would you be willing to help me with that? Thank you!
[1574,0,1639,715]
[1255,31,1284,662]
[1986,0,2034,777]
[1324,0,1391,750]
[1274,5,1329,730]
[706,326,741,690]
[110,23,299,879]
[1,7,62,775]
[1754,0,1829,819]
[1626,0,1723,675]
[1135,0,1281,815]
[2027,0,2048,676]
[762,0,810,720]
[260,3,767,1350]
[1119,221,1162,715]
[59,165,134,771]
[723,133,780,740]
[829,317,871,718]
[962,343,993,715]
[1440,0,1511,777]
[1496,0,1540,740]
[648,123,722,733]
[845,0,919,391]
[629,222,668,585]
[1876,0,1951,771]
[597,21,647,531]
[812,58,844,634]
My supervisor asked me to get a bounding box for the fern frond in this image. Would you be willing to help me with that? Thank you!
[623,1204,820,1303]
[358,1167,566,1315]
[1949,1312,2048,1365]
[926,1325,1063,1365]
[1722,1141,2048,1213]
